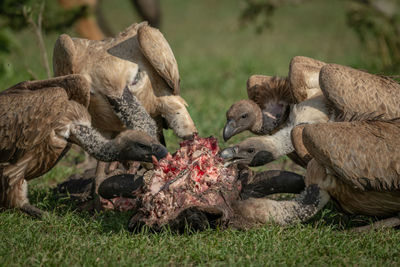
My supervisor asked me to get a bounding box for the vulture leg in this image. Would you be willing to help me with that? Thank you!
[105,88,158,140]
[241,170,305,199]
[20,203,46,218]
[1,173,45,218]
[351,216,400,233]
[93,161,108,211]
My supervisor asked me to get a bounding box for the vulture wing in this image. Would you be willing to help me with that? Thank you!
[319,64,400,120]
[6,74,91,108]
[288,56,326,103]
[302,121,400,191]
[0,87,68,164]
[137,24,180,95]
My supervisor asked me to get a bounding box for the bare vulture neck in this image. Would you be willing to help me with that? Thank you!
[270,124,295,157]
[69,124,121,162]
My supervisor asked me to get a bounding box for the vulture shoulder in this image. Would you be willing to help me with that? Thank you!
[246,75,292,109]
[0,87,69,163]
[137,23,180,95]
[301,121,400,191]
[289,56,326,103]
[319,64,400,120]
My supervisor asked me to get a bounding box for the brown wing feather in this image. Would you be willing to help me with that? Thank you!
[288,56,326,103]
[0,87,68,163]
[302,121,400,191]
[319,64,400,120]
[246,75,292,109]
[291,124,313,166]
[137,24,180,95]
[5,74,90,108]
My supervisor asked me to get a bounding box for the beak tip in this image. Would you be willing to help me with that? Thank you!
[223,119,237,142]
[220,147,234,160]
[153,144,168,160]
[223,127,232,142]
[223,135,229,142]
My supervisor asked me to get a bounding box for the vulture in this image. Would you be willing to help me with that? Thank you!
[53,21,197,142]
[223,56,325,141]
[0,75,167,217]
[221,94,329,168]
[231,63,400,227]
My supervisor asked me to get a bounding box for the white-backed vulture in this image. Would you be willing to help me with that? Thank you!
[231,64,400,227]
[221,94,329,168]
[53,22,197,142]
[222,62,400,169]
[223,56,325,141]
[0,75,167,217]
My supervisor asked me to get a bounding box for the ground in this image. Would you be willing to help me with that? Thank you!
[1,0,400,266]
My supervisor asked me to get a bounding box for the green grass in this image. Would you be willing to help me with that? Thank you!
[1,0,399,266]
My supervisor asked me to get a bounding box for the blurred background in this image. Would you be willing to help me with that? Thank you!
[0,0,399,170]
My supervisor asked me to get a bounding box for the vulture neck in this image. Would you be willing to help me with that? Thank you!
[69,124,121,162]
[270,123,295,158]
[106,89,157,140]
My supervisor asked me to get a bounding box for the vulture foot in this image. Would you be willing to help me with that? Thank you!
[20,203,47,218]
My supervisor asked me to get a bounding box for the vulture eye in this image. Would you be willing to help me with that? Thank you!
[241,114,248,119]
[136,143,149,151]
[131,70,141,86]
[247,148,255,154]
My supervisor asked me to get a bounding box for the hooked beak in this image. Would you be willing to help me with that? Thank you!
[223,119,237,141]
[152,144,168,160]
[220,146,238,160]
[220,146,248,167]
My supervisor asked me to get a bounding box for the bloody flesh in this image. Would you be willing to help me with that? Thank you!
[135,134,240,228]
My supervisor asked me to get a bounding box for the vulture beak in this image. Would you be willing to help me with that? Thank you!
[223,119,237,141]
[220,146,245,166]
[152,144,168,160]
[220,146,238,160]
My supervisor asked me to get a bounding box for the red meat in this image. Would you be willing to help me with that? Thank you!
[131,134,240,229]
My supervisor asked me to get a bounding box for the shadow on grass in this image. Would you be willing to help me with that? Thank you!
[28,186,134,234]
[27,185,393,236]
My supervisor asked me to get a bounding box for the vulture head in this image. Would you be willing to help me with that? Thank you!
[220,137,278,167]
[223,75,292,141]
[224,100,261,141]
[115,130,168,162]
[223,99,288,141]
[53,22,196,138]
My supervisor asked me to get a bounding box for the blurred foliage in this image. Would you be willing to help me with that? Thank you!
[0,28,15,78]
[0,0,88,78]
[347,0,400,72]
[240,0,400,72]
[240,0,304,33]
[0,0,87,32]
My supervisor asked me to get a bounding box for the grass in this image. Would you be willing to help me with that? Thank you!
[1,0,400,266]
